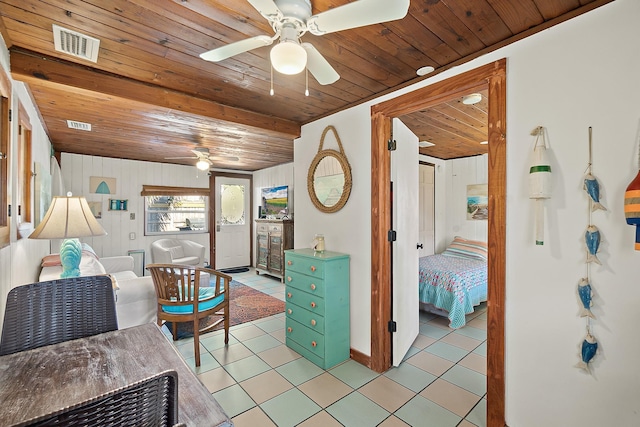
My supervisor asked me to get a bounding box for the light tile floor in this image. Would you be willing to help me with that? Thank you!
[165,268,487,427]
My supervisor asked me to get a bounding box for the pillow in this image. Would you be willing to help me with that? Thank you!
[167,246,185,260]
[81,243,100,260]
[41,254,62,267]
[442,237,488,261]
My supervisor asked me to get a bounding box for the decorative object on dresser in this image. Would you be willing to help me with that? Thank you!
[256,219,294,281]
[284,248,350,369]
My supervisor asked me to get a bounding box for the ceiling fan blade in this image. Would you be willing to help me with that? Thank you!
[200,35,273,62]
[307,0,410,35]
[301,43,339,85]
[164,156,197,160]
[247,0,283,21]
[210,155,240,162]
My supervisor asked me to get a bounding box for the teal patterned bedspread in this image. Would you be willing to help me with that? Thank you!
[419,254,487,329]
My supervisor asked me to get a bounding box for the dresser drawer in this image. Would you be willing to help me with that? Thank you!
[285,254,325,278]
[285,270,325,297]
[286,302,324,333]
[285,287,324,313]
[269,224,282,233]
[286,317,325,357]
[257,223,269,233]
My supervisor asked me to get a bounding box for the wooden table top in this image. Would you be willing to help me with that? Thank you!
[0,323,233,427]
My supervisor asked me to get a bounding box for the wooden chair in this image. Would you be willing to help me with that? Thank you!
[24,370,181,426]
[146,264,230,366]
[0,275,118,356]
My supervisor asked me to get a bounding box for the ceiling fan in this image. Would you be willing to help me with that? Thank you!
[165,148,239,170]
[199,0,410,85]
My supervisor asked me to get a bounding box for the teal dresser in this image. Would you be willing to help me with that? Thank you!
[284,249,350,369]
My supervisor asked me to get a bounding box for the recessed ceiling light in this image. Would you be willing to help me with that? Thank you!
[419,141,435,147]
[416,66,435,76]
[480,140,488,145]
[462,93,482,105]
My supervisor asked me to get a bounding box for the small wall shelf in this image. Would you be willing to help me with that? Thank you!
[109,199,128,211]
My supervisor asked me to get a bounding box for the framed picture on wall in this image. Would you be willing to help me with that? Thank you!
[88,201,102,219]
[90,176,116,194]
[467,184,488,220]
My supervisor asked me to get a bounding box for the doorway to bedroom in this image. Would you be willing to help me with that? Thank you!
[370,60,506,426]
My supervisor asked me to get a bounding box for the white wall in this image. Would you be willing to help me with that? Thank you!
[0,35,53,328]
[420,154,488,252]
[61,153,210,274]
[296,1,640,425]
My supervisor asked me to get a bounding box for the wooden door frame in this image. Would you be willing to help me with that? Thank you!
[370,59,506,426]
[209,171,253,270]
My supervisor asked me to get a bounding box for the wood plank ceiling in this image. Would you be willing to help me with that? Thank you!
[0,0,612,170]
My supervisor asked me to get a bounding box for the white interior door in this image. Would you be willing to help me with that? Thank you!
[418,164,435,257]
[214,176,250,269]
[391,118,420,366]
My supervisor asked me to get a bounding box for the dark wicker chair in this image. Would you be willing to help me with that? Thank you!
[24,370,181,426]
[147,264,230,367]
[0,275,118,356]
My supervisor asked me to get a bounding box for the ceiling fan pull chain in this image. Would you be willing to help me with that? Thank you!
[305,68,309,97]
[270,63,275,96]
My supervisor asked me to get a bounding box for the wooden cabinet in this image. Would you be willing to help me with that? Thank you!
[255,219,293,281]
[284,248,350,369]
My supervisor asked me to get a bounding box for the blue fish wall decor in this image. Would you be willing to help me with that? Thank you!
[577,278,595,319]
[576,333,598,372]
[585,225,601,265]
[583,173,607,211]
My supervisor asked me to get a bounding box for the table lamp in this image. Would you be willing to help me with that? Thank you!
[29,193,107,278]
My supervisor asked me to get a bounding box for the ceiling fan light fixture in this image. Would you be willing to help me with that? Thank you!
[196,159,210,171]
[271,40,307,75]
[462,93,482,105]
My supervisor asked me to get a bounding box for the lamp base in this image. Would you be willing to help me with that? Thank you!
[60,238,82,278]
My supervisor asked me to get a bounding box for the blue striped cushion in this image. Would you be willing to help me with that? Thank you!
[162,287,224,314]
[442,237,488,261]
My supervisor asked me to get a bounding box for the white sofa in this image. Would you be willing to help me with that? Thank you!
[39,250,157,329]
[150,238,205,265]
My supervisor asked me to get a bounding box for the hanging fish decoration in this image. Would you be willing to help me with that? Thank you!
[583,173,607,211]
[577,278,595,319]
[576,333,598,372]
[585,225,601,265]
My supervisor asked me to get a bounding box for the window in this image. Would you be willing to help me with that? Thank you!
[0,66,10,248]
[141,186,209,236]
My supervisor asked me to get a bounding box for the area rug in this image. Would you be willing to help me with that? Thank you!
[219,267,250,274]
[165,280,284,339]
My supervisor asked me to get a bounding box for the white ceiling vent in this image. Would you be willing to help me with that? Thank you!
[53,24,100,63]
[67,120,92,131]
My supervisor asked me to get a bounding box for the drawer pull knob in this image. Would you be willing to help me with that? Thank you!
[287,327,292,333]
[311,341,317,347]
[310,319,316,326]
[287,309,292,315]
[287,292,292,299]
[287,260,292,265]
[310,266,316,272]
[310,302,316,308]
[310,284,316,291]
[287,276,292,282]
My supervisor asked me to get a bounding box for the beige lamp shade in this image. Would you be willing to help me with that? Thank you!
[29,196,107,239]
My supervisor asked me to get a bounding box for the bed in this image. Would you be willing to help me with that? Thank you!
[418,237,488,329]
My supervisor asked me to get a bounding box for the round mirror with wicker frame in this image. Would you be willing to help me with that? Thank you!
[307,126,352,213]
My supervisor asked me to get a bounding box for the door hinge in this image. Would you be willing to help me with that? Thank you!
[8,108,11,122]
[388,139,397,151]
[388,230,396,242]
[388,320,397,333]
[7,204,10,217]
